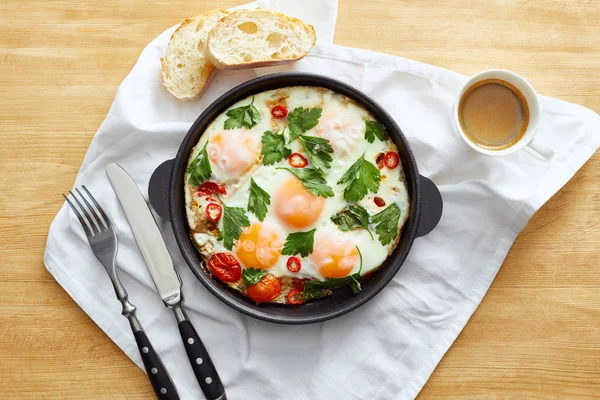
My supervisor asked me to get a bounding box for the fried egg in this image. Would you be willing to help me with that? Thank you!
[184,86,410,304]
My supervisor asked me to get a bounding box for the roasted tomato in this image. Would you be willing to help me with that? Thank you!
[246,273,282,303]
[383,152,399,169]
[208,253,241,283]
[288,153,308,168]
[197,181,227,195]
[286,256,302,272]
[271,105,288,119]
[287,289,304,305]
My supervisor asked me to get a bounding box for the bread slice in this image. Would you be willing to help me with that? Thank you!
[161,10,228,101]
[207,9,316,70]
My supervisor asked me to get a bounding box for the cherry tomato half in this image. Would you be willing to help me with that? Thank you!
[287,289,304,305]
[271,105,288,119]
[205,203,223,223]
[287,256,302,273]
[383,152,399,169]
[289,153,308,168]
[374,197,386,207]
[208,253,241,283]
[197,181,227,196]
[246,273,282,303]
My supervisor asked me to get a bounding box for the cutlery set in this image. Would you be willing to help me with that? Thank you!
[63,163,226,400]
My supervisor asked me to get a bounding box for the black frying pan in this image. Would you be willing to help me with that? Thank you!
[148,73,443,324]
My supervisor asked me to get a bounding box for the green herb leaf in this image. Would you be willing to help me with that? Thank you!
[261,130,292,166]
[302,248,363,299]
[248,178,271,221]
[371,203,401,245]
[297,135,334,171]
[330,204,374,240]
[217,201,251,250]
[282,229,316,257]
[224,97,261,130]
[187,142,212,186]
[337,154,381,202]
[364,120,387,143]
[288,107,322,141]
[242,267,268,286]
[277,167,334,198]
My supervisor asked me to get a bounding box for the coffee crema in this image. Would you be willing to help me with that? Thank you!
[458,79,529,150]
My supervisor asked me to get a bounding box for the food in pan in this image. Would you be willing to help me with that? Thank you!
[184,86,409,304]
[162,9,316,100]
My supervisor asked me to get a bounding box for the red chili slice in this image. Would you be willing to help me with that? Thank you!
[205,203,223,222]
[287,289,304,305]
[292,279,305,291]
[197,182,227,195]
[271,105,288,119]
[383,152,399,169]
[208,253,241,283]
[375,152,386,170]
[289,153,308,168]
[374,197,386,207]
[287,256,301,272]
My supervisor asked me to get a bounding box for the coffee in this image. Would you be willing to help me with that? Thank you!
[458,79,529,150]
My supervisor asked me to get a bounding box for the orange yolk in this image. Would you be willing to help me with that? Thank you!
[313,111,361,156]
[274,177,325,228]
[311,233,359,278]
[235,223,282,270]
[207,130,260,178]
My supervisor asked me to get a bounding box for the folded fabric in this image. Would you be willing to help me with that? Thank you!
[44,0,600,398]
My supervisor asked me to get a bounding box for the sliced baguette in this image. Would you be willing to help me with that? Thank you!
[161,10,228,101]
[207,9,316,70]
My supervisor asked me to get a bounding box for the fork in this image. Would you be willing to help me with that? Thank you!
[63,186,179,400]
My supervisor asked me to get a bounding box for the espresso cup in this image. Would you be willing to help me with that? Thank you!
[452,69,551,159]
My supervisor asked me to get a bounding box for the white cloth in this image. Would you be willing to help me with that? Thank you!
[44,1,600,399]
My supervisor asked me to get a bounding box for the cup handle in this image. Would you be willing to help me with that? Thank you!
[525,135,554,161]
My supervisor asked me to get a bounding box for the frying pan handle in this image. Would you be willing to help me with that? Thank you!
[148,159,174,221]
[417,175,443,237]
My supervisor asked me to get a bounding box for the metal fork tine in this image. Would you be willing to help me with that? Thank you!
[74,187,106,233]
[70,189,101,235]
[62,193,94,237]
[82,185,110,229]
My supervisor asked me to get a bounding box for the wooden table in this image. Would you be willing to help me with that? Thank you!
[1,0,598,398]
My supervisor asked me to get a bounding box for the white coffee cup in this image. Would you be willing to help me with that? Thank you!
[452,69,551,159]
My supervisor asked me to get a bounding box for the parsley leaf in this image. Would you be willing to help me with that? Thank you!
[297,135,334,171]
[364,120,387,143]
[302,246,363,300]
[288,107,322,141]
[277,167,334,198]
[282,229,316,257]
[247,178,271,221]
[187,142,212,186]
[224,97,261,130]
[242,267,268,286]
[217,201,251,250]
[337,154,381,202]
[330,204,374,240]
[261,130,292,166]
[371,203,401,245]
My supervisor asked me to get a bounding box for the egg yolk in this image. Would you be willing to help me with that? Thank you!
[311,233,359,278]
[274,177,325,228]
[235,223,282,270]
[207,130,260,178]
[314,110,361,156]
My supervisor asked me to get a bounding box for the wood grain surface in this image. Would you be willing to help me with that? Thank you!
[1,0,598,398]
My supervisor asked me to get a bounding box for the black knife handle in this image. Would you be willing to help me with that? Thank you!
[178,320,226,400]
[133,330,180,400]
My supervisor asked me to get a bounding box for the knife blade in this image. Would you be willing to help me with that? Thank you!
[106,162,227,400]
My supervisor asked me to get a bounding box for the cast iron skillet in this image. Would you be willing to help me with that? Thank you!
[148,73,443,324]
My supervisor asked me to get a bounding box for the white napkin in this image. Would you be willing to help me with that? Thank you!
[44,1,600,399]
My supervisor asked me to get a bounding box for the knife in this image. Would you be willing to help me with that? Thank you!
[106,163,227,400]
